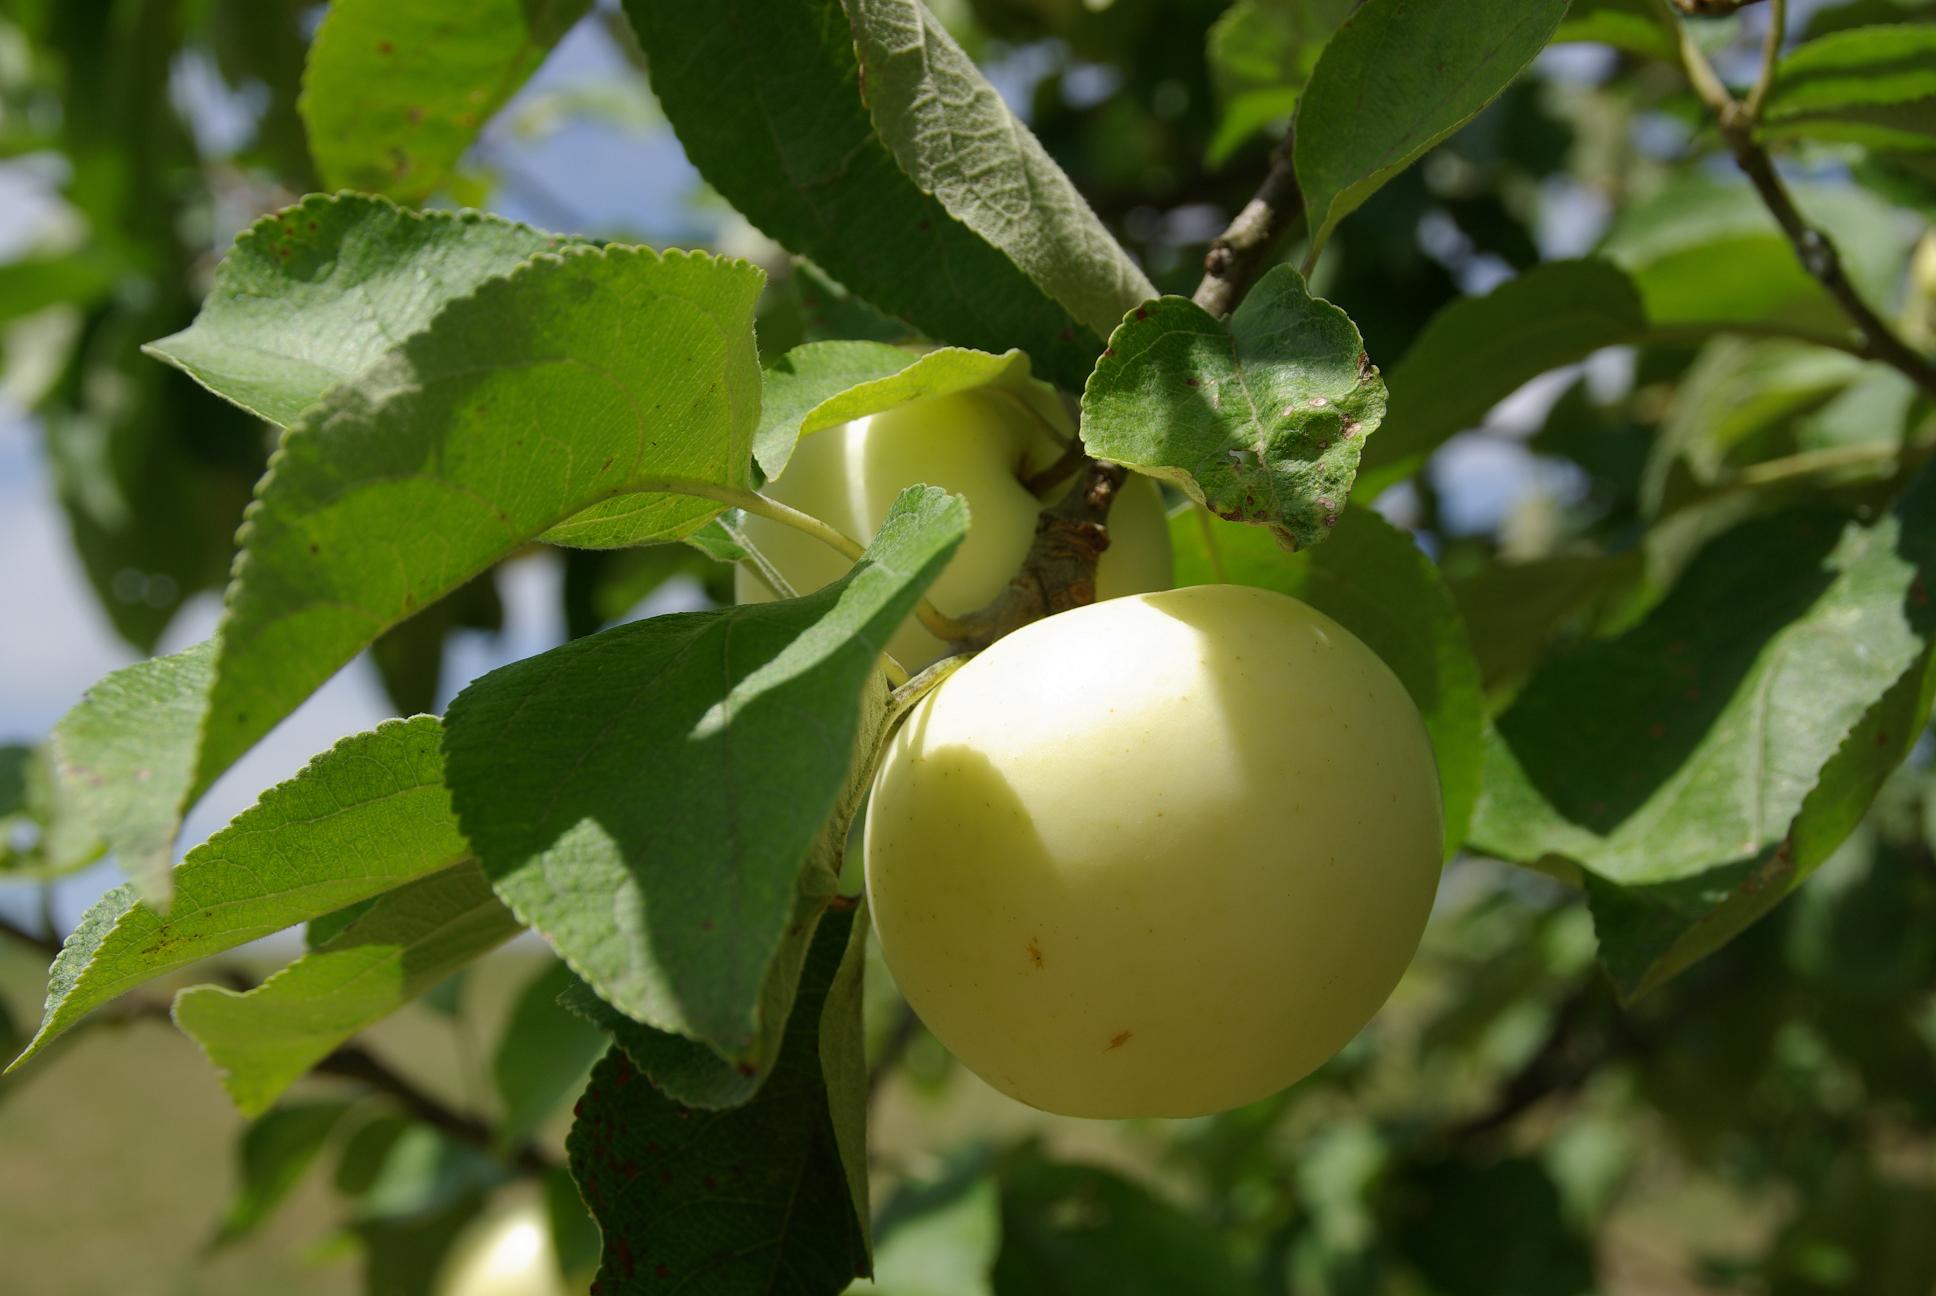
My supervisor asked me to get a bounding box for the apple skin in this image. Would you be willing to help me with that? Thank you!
[735,388,1172,667]
[434,1199,573,1296]
[864,583,1443,1119]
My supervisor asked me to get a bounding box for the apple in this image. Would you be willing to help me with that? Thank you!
[434,1198,575,1296]
[864,583,1443,1118]
[735,386,1173,667]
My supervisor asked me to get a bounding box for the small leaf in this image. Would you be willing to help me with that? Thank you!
[1758,25,1936,153]
[211,1100,358,1248]
[1204,0,1354,167]
[1294,0,1571,258]
[491,961,609,1149]
[758,342,1064,480]
[1354,259,1646,498]
[1553,0,1678,61]
[9,717,465,1072]
[1170,507,1484,854]
[993,1149,1261,1295]
[567,905,871,1293]
[1081,266,1384,551]
[621,0,1103,390]
[174,862,523,1116]
[1472,467,1936,998]
[146,194,563,426]
[300,0,592,202]
[841,0,1155,341]
[443,486,966,1061]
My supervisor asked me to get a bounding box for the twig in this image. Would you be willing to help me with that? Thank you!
[1197,131,1302,318]
[1663,0,1936,403]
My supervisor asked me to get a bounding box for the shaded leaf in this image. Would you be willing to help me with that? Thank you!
[1170,506,1484,853]
[174,862,522,1116]
[841,0,1154,341]
[211,1100,357,1248]
[10,716,465,1072]
[1473,469,1936,997]
[1082,265,1384,551]
[1295,0,1571,258]
[566,905,871,1293]
[992,1150,1260,1295]
[147,193,562,426]
[492,960,609,1149]
[300,0,592,202]
[621,0,1103,390]
[1205,0,1353,167]
[443,486,965,1061]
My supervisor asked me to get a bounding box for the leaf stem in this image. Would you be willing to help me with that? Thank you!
[634,477,968,644]
[1659,0,1936,403]
[1741,0,1786,124]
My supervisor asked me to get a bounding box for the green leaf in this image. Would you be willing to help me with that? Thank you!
[369,568,505,718]
[0,742,105,880]
[621,0,1104,390]
[758,342,1065,480]
[566,904,871,1292]
[1553,0,1678,61]
[1472,469,1936,998]
[1294,0,1571,259]
[174,862,522,1116]
[82,246,763,890]
[1204,0,1354,167]
[211,1100,358,1248]
[1081,265,1385,551]
[1170,506,1484,854]
[1354,259,1646,498]
[840,0,1155,342]
[9,716,466,1072]
[0,246,123,325]
[558,973,766,1111]
[147,193,563,426]
[992,1150,1261,1295]
[1759,26,1936,153]
[299,0,592,201]
[491,960,608,1149]
[443,485,966,1061]
[1599,175,1909,336]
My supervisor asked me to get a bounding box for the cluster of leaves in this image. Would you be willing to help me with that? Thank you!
[1,0,1933,1291]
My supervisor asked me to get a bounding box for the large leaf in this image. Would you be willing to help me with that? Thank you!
[1204,0,1355,167]
[1353,260,1646,497]
[174,862,523,1116]
[566,905,871,1293]
[1294,0,1571,258]
[68,246,764,893]
[443,486,966,1062]
[299,0,592,201]
[1081,266,1384,552]
[1758,25,1936,153]
[758,342,1065,480]
[1472,469,1936,997]
[491,960,609,1150]
[840,0,1154,341]
[1599,175,1909,336]
[147,193,562,426]
[621,0,1103,390]
[9,717,465,1072]
[1170,507,1484,854]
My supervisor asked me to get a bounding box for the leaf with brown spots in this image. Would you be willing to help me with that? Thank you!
[1081,266,1385,552]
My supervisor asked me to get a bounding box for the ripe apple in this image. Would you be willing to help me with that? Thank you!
[735,387,1172,667]
[864,583,1443,1118]
[434,1198,574,1296]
